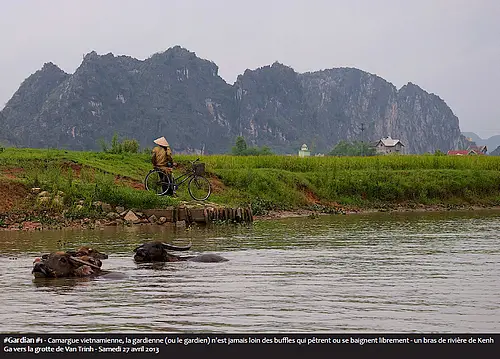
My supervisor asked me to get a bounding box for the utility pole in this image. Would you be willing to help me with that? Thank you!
[360,123,365,156]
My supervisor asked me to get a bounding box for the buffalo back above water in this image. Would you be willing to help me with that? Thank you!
[133,241,228,263]
[133,241,191,262]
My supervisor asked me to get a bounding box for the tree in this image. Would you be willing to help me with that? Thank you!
[231,136,273,156]
[232,136,248,155]
[328,141,376,156]
[97,133,140,154]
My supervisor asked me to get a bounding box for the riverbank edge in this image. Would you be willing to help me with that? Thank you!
[2,201,500,231]
[255,204,500,220]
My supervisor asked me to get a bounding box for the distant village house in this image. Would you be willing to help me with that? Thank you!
[469,145,488,154]
[447,145,487,156]
[298,144,311,157]
[374,136,404,155]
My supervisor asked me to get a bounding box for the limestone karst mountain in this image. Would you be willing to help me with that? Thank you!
[0,46,467,154]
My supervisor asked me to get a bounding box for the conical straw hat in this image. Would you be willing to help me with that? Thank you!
[153,136,169,147]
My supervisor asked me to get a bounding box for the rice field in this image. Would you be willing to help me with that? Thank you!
[1,148,499,214]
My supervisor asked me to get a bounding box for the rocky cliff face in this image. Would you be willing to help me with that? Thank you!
[234,63,308,152]
[0,46,465,154]
[1,47,235,152]
[299,68,398,152]
[0,62,69,147]
[395,82,463,153]
[236,66,464,153]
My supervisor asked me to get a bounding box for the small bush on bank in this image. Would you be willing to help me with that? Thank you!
[98,133,140,154]
[231,136,273,156]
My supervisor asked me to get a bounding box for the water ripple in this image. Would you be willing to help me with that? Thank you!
[0,210,499,332]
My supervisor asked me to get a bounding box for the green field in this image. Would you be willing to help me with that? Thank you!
[1,148,500,216]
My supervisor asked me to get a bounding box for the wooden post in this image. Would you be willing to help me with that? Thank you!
[203,208,209,224]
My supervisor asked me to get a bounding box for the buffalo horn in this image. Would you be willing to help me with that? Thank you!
[161,242,192,251]
[69,256,102,271]
[133,245,144,253]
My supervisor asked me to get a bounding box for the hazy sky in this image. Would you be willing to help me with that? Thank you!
[1,0,499,137]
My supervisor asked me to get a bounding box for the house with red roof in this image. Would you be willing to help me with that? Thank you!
[447,149,484,156]
[468,145,488,154]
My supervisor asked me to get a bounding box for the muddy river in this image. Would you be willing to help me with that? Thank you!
[0,210,499,332]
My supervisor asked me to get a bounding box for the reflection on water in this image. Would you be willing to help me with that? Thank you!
[0,210,499,333]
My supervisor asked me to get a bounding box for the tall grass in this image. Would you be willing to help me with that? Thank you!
[305,169,500,203]
[201,154,500,171]
[20,161,176,210]
[211,167,500,211]
[3,148,500,172]
[1,148,500,212]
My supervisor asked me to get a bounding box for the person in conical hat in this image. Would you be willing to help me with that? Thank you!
[153,136,169,147]
[151,136,176,195]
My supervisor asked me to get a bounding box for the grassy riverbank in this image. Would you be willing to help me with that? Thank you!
[1,148,500,220]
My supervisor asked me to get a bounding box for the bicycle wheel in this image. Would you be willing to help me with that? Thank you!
[188,175,211,201]
[144,169,171,196]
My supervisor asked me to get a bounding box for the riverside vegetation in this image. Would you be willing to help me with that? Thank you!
[1,147,500,229]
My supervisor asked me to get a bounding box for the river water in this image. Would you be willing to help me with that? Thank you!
[0,210,499,333]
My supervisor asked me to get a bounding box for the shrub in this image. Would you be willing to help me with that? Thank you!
[328,141,376,156]
[98,133,140,154]
[231,136,274,156]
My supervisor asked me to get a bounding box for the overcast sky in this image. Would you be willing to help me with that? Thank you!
[1,0,499,137]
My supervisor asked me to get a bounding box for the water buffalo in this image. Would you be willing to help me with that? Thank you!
[133,241,228,263]
[32,249,108,278]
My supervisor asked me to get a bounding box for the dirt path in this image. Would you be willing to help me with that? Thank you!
[0,180,29,213]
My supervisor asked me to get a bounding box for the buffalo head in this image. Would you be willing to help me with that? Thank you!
[33,251,105,278]
[133,241,191,262]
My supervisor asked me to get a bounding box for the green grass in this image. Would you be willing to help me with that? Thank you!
[201,153,500,171]
[1,148,500,215]
[204,154,500,212]
[0,149,177,211]
[0,148,152,180]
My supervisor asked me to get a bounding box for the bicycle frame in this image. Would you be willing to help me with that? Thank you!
[146,158,210,200]
[170,169,195,190]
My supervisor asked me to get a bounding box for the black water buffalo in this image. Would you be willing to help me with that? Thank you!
[32,248,108,278]
[133,241,228,263]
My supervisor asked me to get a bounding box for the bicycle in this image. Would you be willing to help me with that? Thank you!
[144,158,211,201]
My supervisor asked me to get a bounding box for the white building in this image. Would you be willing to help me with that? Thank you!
[374,136,404,154]
[298,144,311,157]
